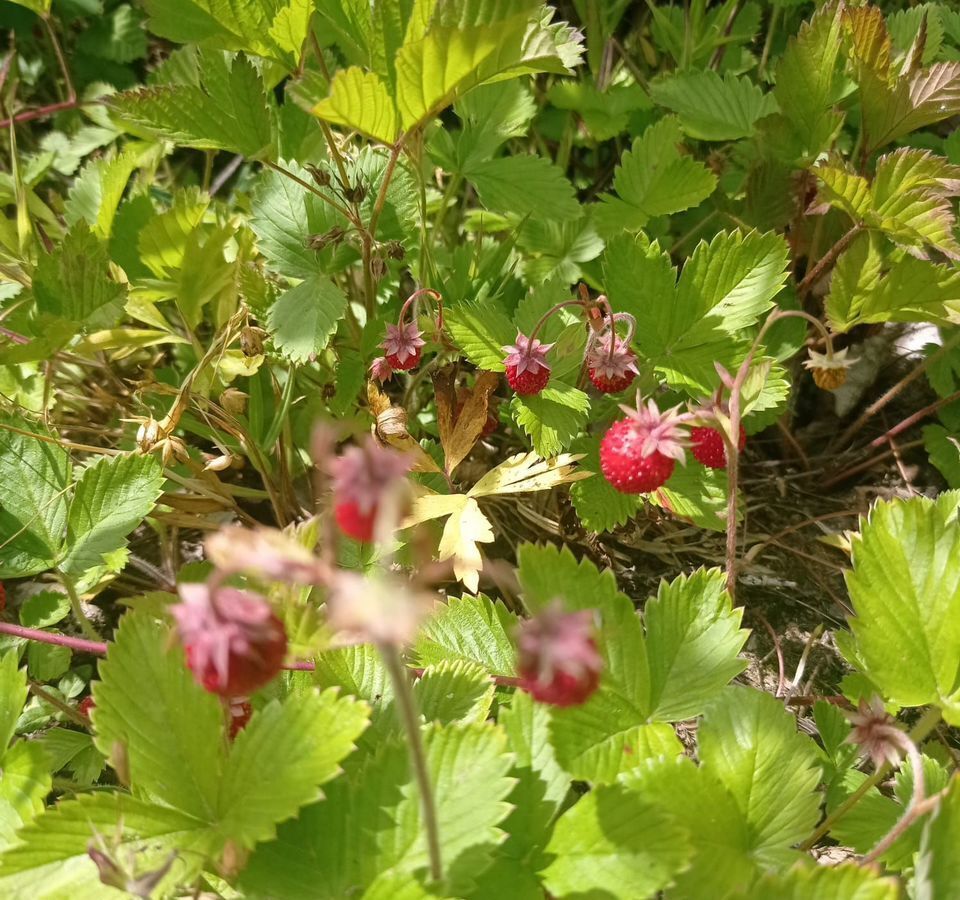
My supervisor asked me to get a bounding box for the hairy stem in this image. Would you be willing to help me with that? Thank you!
[796,224,864,299]
[380,644,443,884]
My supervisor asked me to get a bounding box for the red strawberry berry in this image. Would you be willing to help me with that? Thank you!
[600,399,688,494]
[228,699,253,739]
[386,346,421,371]
[502,332,554,397]
[588,369,636,394]
[172,585,288,698]
[506,364,551,396]
[586,333,639,395]
[517,605,602,708]
[690,425,746,470]
[78,696,95,718]
[334,499,378,542]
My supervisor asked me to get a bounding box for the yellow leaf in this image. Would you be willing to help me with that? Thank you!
[403,490,470,528]
[437,496,494,594]
[469,451,591,497]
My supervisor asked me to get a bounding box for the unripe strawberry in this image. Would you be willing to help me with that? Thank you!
[381,323,425,372]
[600,399,688,494]
[502,332,553,397]
[172,585,288,698]
[690,425,746,470]
[586,333,639,395]
[517,605,602,707]
[329,439,413,543]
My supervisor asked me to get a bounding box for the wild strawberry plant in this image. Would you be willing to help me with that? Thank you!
[0,0,960,897]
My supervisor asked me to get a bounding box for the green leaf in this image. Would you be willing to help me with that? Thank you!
[444,300,515,372]
[649,70,778,141]
[741,863,901,900]
[595,117,717,235]
[92,609,227,820]
[32,221,126,327]
[0,416,71,579]
[569,436,640,533]
[547,80,651,141]
[0,742,52,849]
[0,793,216,898]
[64,146,145,240]
[240,722,515,897]
[516,216,604,285]
[540,783,692,898]
[249,161,349,280]
[414,594,519,677]
[0,654,28,751]
[141,0,309,69]
[924,425,960,488]
[465,154,580,222]
[643,569,748,721]
[217,688,369,847]
[312,67,399,143]
[79,5,148,63]
[771,2,845,161]
[109,52,276,158]
[27,643,71,682]
[826,232,885,333]
[651,460,731,531]
[605,231,789,394]
[843,493,960,722]
[59,454,165,580]
[511,383,590,457]
[622,756,758,900]
[917,776,960,899]
[413,660,494,725]
[267,276,348,364]
[699,686,822,865]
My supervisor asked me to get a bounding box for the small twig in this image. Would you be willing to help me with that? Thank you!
[29,682,89,726]
[822,439,926,489]
[754,612,785,697]
[796,224,864,299]
[41,14,76,103]
[0,98,81,129]
[787,625,823,699]
[867,389,960,450]
[209,154,243,196]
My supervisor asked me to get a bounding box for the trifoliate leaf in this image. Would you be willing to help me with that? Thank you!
[649,70,779,141]
[699,686,822,865]
[414,594,518,676]
[595,117,717,235]
[842,493,960,723]
[511,383,591,457]
[59,454,165,580]
[540,783,692,898]
[0,415,71,579]
[643,569,749,721]
[267,276,348,364]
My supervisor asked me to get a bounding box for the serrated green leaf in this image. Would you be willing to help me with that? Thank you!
[412,659,494,725]
[0,742,52,849]
[109,52,276,158]
[93,609,226,820]
[267,276,348,364]
[924,425,960,488]
[650,459,731,531]
[547,80,650,141]
[32,222,126,327]
[643,569,748,721]
[699,686,822,865]
[649,70,778,141]
[843,494,960,722]
[27,643,71,683]
[569,436,640,533]
[217,688,369,847]
[0,416,71,579]
[540,782,692,898]
[516,216,604,285]
[511,383,590,457]
[917,776,960,899]
[249,161,350,280]
[240,722,516,897]
[826,232,885,333]
[444,300,515,371]
[465,154,580,222]
[740,863,900,900]
[59,454,164,579]
[312,67,399,143]
[414,594,518,677]
[595,117,717,235]
[64,146,145,240]
[0,793,216,898]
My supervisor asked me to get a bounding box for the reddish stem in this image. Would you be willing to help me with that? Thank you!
[0,98,80,129]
